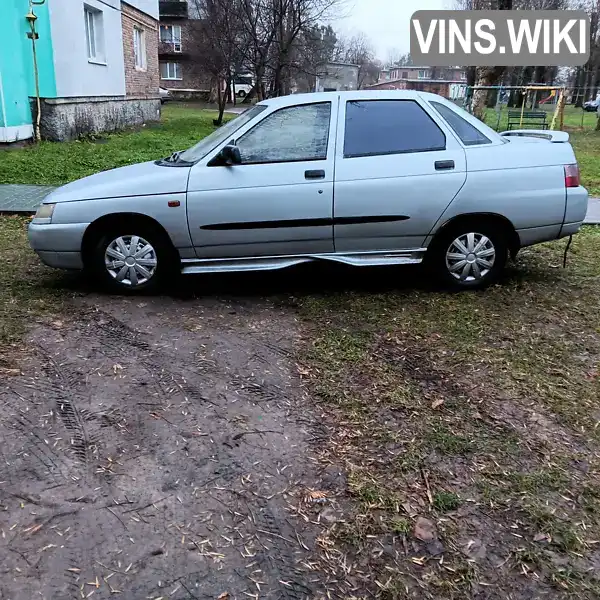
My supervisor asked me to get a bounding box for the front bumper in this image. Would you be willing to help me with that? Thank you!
[28,221,89,270]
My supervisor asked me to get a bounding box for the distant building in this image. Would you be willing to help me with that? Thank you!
[0,0,161,143]
[369,65,467,100]
[315,62,359,93]
[158,0,211,99]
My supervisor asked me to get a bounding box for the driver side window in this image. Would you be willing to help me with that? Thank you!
[236,102,331,165]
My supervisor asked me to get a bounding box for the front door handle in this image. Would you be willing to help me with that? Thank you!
[305,169,325,180]
[435,160,454,171]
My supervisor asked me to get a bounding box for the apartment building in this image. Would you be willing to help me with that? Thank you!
[370,65,467,99]
[158,0,210,99]
[0,0,161,143]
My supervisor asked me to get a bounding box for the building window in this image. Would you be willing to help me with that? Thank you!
[84,5,105,63]
[160,62,182,80]
[160,24,182,52]
[134,27,146,70]
[418,70,430,79]
[460,71,467,80]
[402,71,408,79]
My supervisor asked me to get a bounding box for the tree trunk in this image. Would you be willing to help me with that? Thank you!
[585,66,594,101]
[214,79,229,126]
[208,80,218,104]
[470,0,511,118]
[507,67,520,107]
[472,68,494,120]
[255,66,264,101]
[486,89,498,108]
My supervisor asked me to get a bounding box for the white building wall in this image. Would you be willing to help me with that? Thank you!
[48,0,126,98]
[125,0,159,19]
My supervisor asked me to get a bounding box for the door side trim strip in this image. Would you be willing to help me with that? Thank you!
[200,215,409,230]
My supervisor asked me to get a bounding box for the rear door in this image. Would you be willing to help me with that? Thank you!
[333,96,467,252]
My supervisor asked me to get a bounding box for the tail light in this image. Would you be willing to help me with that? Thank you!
[564,164,580,188]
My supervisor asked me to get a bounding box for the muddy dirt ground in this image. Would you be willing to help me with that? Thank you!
[0,277,346,600]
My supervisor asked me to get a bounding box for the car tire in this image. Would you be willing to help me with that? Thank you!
[90,225,178,294]
[427,223,507,290]
[237,90,246,98]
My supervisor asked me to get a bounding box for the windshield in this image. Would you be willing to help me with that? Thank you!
[178,105,266,163]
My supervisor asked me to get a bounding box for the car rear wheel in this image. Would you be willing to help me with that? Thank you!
[428,224,507,290]
[91,227,176,293]
[237,90,246,98]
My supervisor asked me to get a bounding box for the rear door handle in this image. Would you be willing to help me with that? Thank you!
[435,160,454,171]
[305,169,325,180]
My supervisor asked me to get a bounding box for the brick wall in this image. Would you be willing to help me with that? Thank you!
[122,2,160,97]
[158,20,211,92]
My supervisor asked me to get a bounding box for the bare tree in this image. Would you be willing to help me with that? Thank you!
[292,24,339,92]
[336,33,380,88]
[190,0,243,124]
[385,49,413,68]
[457,0,512,119]
[233,0,345,99]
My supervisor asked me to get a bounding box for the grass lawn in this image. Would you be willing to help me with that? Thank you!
[0,105,222,186]
[482,103,598,131]
[299,226,600,598]
[0,217,68,364]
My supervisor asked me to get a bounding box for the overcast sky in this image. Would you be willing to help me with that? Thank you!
[335,0,447,61]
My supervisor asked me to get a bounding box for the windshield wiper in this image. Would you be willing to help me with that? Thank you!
[164,150,182,163]
[157,150,193,167]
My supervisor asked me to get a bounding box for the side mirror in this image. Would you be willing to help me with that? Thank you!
[220,144,241,166]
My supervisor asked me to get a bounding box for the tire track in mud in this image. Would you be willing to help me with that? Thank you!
[2,301,327,600]
[3,384,75,483]
[29,351,92,472]
[79,307,321,598]
[252,498,316,599]
[78,310,247,481]
[85,308,288,399]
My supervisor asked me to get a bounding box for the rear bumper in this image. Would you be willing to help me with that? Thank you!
[560,221,583,238]
[565,186,588,224]
[28,221,88,270]
[517,224,562,247]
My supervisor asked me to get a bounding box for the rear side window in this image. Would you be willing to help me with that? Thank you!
[343,100,445,158]
[431,101,491,146]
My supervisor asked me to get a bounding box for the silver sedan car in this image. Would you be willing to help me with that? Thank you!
[29,90,588,293]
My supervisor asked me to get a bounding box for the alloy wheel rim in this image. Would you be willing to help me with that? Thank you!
[445,232,496,282]
[104,235,157,287]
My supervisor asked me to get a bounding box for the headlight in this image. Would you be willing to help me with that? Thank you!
[34,203,56,220]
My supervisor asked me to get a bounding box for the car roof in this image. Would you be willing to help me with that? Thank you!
[256,90,504,145]
[258,89,431,108]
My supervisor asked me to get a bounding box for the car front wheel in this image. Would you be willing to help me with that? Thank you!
[428,225,507,290]
[91,227,175,293]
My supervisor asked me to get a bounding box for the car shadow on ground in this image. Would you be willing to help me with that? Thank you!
[43,257,559,301]
[43,263,440,299]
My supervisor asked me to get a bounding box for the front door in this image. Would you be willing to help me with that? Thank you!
[186,101,337,258]
[333,97,467,252]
